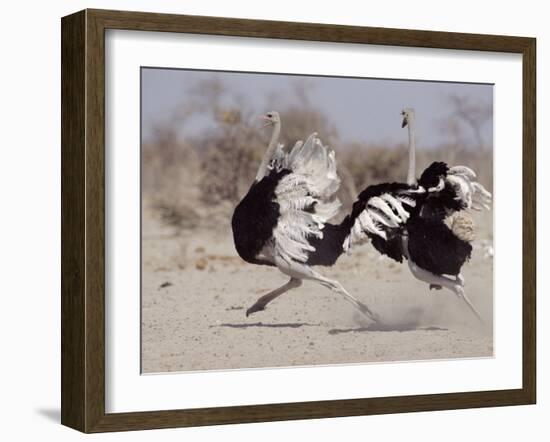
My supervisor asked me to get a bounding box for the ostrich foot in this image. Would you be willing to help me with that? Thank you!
[246,303,266,317]
[245,277,302,318]
[453,285,484,324]
[429,284,443,290]
[407,262,482,322]
[356,300,381,323]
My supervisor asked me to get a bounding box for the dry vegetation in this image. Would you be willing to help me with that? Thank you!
[142,78,493,234]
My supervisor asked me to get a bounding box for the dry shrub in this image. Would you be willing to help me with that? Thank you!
[277,107,339,148]
[199,106,354,209]
[141,78,493,234]
[142,126,203,230]
[340,143,408,192]
[199,113,264,206]
[340,142,493,196]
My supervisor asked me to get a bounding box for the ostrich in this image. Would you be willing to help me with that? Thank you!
[342,109,492,321]
[231,111,379,321]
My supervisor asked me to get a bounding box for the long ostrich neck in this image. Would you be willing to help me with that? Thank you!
[255,121,281,182]
[406,116,416,185]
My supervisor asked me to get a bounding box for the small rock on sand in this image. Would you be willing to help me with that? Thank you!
[195,257,208,270]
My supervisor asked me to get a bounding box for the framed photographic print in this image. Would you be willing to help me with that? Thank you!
[61,9,536,433]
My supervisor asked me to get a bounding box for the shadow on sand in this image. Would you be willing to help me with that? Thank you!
[215,321,320,329]
[329,323,447,334]
[215,321,446,333]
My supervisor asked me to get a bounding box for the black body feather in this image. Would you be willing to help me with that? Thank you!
[306,221,351,266]
[231,169,290,266]
[407,217,472,276]
[417,161,448,189]
[355,162,473,275]
[416,161,465,219]
[371,234,405,263]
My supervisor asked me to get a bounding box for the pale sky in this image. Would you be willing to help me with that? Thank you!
[142,67,493,149]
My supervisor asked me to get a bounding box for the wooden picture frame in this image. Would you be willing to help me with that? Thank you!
[61,8,536,433]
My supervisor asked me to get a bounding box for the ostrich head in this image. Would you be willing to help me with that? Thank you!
[261,111,280,127]
[401,108,415,128]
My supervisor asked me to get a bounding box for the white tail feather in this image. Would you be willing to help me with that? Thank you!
[449,165,477,180]
[447,165,492,211]
[271,133,342,264]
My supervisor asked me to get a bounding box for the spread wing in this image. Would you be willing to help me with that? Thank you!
[342,182,419,253]
[270,133,341,264]
[341,162,492,255]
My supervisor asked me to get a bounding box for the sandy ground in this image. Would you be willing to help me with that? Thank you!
[141,207,493,373]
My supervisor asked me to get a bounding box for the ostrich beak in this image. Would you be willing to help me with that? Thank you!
[259,115,273,127]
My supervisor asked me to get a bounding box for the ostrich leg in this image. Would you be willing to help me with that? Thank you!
[407,261,483,323]
[401,236,483,322]
[453,283,484,323]
[246,277,302,317]
[271,257,380,323]
[310,272,381,323]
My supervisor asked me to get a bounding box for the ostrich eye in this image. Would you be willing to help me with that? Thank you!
[267,113,272,118]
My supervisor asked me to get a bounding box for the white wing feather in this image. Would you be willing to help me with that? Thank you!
[446,165,492,211]
[381,194,410,221]
[368,197,403,225]
[343,192,411,252]
[270,133,341,264]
